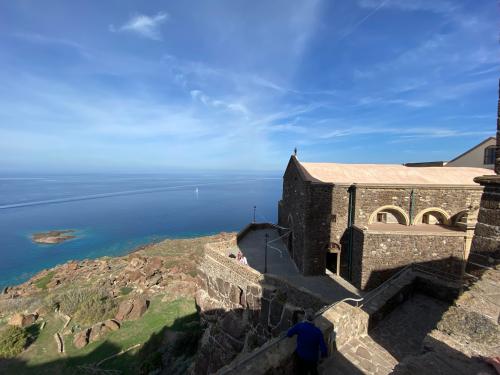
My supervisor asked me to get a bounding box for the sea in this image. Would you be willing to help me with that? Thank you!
[0,172,282,288]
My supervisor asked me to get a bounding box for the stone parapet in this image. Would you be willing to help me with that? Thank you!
[217,301,368,375]
[194,238,328,374]
[351,226,466,290]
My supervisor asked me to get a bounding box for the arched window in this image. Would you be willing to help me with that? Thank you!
[369,205,409,225]
[484,146,496,165]
[414,208,450,226]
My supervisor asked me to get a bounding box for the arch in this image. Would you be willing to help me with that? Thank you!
[450,210,468,226]
[414,207,451,226]
[368,205,410,226]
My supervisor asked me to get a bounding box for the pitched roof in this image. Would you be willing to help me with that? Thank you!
[447,136,496,163]
[298,160,495,185]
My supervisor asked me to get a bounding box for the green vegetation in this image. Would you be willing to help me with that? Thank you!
[48,288,117,326]
[34,271,55,290]
[2,296,200,374]
[0,235,217,374]
[0,326,28,358]
[120,286,133,296]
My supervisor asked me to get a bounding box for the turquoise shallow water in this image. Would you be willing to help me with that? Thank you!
[0,173,281,288]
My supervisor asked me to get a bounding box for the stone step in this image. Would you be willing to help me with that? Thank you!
[320,335,397,375]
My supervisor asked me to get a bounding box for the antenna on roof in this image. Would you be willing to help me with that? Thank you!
[293,147,297,156]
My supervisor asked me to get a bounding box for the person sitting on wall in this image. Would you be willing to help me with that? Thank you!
[287,308,328,375]
[237,251,248,265]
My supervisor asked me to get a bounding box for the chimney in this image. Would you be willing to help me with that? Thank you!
[496,79,500,174]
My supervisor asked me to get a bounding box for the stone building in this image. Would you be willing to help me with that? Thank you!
[278,157,496,290]
[405,136,497,169]
[445,136,497,169]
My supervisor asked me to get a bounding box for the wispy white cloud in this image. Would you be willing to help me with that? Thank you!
[319,125,491,140]
[358,0,458,14]
[12,32,91,58]
[190,89,249,115]
[109,12,169,40]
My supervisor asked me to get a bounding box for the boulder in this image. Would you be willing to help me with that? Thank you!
[103,319,121,331]
[9,313,38,327]
[143,257,163,276]
[74,328,90,349]
[89,323,111,343]
[115,297,149,321]
[129,257,146,269]
[125,270,143,283]
[115,300,134,321]
[128,297,148,320]
[146,273,162,287]
[66,262,78,271]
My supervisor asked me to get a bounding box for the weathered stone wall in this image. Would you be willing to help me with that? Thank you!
[278,157,483,279]
[193,241,327,374]
[470,177,500,258]
[351,226,466,290]
[304,183,333,275]
[278,157,310,273]
[216,301,369,375]
[354,186,483,226]
[330,185,351,248]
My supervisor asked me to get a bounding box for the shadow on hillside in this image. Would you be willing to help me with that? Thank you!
[0,312,202,375]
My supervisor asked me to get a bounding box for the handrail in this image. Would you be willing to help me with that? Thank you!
[217,296,363,375]
[412,264,464,281]
[360,265,413,307]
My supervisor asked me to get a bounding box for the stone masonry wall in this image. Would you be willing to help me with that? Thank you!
[194,241,327,374]
[278,156,483,280]
[305,183,333,275]
[354,186,483,227]
[217,301,369,375]
[278,158,311,273]
[351,227,466,290]
[470,177,500,258]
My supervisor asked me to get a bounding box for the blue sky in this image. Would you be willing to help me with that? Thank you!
[0,0,497,172]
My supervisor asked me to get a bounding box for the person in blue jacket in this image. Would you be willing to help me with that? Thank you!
[287,309,328,375]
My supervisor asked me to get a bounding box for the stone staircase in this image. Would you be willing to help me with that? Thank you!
[320,335,397,375]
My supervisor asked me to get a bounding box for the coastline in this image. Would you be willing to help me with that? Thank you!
[1,231,232,290]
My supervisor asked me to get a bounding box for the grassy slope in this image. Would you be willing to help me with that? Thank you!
[0,234,229,374]
[3,296,198,374]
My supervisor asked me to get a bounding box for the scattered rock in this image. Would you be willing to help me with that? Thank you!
[115,297,149,321]
[128,297,149,320]
[126,270,144,283]
[115,300,134,321]
[129,257,146,269]
[103,319,121,331]
[66,262,78,271]
[9,313,38,327]
[74,328,90,349]
[146,273,162,287]
[89,323,110,343]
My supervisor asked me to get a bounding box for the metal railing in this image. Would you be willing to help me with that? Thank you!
[359,265,413,307]
[217,296,363,375]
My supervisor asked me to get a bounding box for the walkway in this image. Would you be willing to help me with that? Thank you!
[320,293,453,375]
[237,228,360,304]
